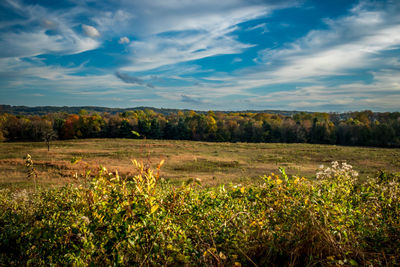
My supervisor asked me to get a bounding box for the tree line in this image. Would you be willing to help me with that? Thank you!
[0,109,399,147]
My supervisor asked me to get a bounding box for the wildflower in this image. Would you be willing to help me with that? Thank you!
[12,189,28,202]
[81,216,90,225]
[315,161,358,181]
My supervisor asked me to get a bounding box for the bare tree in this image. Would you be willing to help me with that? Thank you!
[43,129,58,151]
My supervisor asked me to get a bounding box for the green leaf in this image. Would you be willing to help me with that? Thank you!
[131,130,140,137]
[349,259,358,266]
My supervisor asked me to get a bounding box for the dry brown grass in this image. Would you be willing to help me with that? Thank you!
[1,138,399,188]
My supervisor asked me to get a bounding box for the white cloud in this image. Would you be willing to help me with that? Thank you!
[185,0,400,105]
[243,71,400,112]
[0,57,130,95]
[122,29,254,72]
[0,0,101,58]
[113,0,294,71]
[252,4,400,84]
[232,57,242,63]
[0,30,99,58]
[82,24,100,38]
[145,1,400,111]
[246,23,268,33]
[1,0,399,111]
[91,9,135,35]
[118,36,130,44]
[0,0,292,66]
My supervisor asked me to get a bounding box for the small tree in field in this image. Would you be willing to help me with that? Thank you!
[43,129,57,151]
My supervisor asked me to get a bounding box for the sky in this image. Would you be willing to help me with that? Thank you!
[1,0,400,112]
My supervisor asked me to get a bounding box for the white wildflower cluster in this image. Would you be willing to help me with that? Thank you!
[12,189,29,202]
[316,161,359,180]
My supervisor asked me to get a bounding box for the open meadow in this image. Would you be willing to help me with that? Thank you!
[1,138,400,188]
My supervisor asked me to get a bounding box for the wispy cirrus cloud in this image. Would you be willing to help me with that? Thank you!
[1,0,399,111]
[184,0,400,111]
[246,23,268,33]
[106,0,296,72]
[0,0,100,58]
[251,1,400,83]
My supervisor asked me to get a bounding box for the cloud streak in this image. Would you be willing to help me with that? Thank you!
[116,0,294,71]
[181,94,204,105]
[0,0,101,58]
[186,0,400,111]
[246,23,268,33]
[115,72,154,88]
[251,2,400,83]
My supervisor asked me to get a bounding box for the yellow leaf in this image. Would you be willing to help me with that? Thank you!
[219,252,227,260]
[158,159,165,168]
[276,178,282,185]
[234,262,242,267]
[131,159,138,167]
[150,204,159,214]
[240,187,245,193]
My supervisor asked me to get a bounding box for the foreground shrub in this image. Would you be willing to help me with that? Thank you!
[0,161,399,266]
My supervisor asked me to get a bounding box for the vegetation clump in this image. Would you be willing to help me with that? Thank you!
[0,160,399,266]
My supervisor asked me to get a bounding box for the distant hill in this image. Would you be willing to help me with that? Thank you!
[0,104,305,116]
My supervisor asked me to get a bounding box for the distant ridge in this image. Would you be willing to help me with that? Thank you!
[0,104,306,116]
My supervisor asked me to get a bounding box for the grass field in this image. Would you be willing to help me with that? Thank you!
[1,138,400,188]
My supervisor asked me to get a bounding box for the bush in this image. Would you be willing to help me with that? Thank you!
[0,161,399,266]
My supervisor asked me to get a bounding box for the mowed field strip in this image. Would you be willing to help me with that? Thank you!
[1,138,400,188]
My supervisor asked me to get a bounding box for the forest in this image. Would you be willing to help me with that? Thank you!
[1,109,399,147]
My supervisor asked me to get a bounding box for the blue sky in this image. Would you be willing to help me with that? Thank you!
[1,0,400,112]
